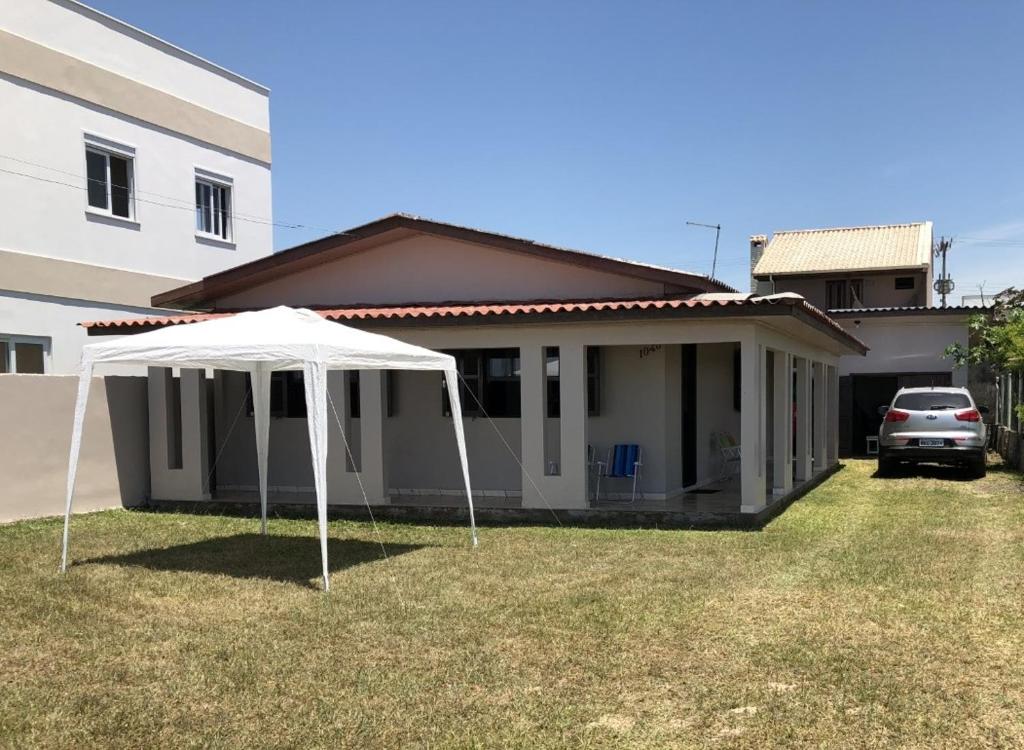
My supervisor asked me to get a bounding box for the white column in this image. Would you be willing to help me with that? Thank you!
[559,343,589,509]
[519,344,547,509]
[520,343,588,510]
[827,365,840,465]
[772,350,793,496]
[794,358,813,482]
[812,361,827,473]
[358,370,387,504]
[148,367,210,501]
[740,335,766,512]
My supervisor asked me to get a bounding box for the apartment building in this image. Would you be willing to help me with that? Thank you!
[0,0,273,373]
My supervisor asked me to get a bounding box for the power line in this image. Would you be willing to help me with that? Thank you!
[0,153,341,234]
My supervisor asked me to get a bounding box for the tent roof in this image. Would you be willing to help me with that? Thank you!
[82,306,455,372]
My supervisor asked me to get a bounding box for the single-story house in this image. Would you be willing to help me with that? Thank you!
[84,214,866,522]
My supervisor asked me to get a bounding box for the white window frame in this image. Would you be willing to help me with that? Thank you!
[0,334,51,374]
[194,168,234,243]
[83,135,137,223]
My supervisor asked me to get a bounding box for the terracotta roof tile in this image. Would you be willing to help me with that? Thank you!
[80,296,867,353]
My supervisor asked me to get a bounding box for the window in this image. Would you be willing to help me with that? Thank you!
[442,349,521,418]
[895,276,916,290]
[893,392,971,411]
[0,335,49,373]
[85,144,134,219]
[547,347,601,417]
[347,371,360,419]
[246,371,307,418]
[825,280,847,310]
[848,278,864,307]
[732,346,741,411]
[195,174,232,241]
[825,278,865,309]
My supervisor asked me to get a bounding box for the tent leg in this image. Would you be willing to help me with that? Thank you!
[303,361,331,591]
[252,364,272,536]
[61,361,94,573]
[444,369,478,547]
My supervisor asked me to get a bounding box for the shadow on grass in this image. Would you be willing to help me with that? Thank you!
[77,534,429,588]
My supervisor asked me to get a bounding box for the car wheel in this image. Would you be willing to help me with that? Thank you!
[877,456,896,477]
[968,457,986,479]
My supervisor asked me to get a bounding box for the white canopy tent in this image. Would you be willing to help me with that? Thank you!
[61,306,477,591]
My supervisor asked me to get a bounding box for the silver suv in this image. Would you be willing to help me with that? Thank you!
[878,387,988,478]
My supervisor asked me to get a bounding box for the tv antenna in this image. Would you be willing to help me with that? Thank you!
[686,221,722,278]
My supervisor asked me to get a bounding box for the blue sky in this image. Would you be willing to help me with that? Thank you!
[91,0,1024,299]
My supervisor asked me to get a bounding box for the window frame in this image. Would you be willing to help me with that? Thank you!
[194,169,234,243]
[442,348,522,418]
[0,334,51,374]
[83,136,136,222]
[546,346,601,417]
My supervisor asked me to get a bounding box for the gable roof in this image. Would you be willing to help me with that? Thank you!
[753,222,932,277]
[153,213,736,309]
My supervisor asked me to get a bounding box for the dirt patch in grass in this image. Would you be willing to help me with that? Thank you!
[1,460,1022,748]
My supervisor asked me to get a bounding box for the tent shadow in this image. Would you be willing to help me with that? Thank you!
[77,534,429,588]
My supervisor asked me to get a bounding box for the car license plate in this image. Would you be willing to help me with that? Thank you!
[919,438,944,447]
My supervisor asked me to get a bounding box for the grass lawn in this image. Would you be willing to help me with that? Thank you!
[1,459,1023,749]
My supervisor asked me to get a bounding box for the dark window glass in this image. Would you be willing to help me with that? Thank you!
[587,346,600,416]
[14,342,44,373]
[733,346,741,411]
[442,349,520,417]
[85,149,107,209]
[546,347,560,418]
[848,278,864,307]
[826,280,847,309]
[894,276,915,290]
[108,155,130,217]
[347,371,360,418]
[247,371,306,418]
[893,392,971,411]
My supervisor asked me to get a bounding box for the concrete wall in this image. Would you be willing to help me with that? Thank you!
[835,315,968,385]
[0,73,273,279]
[767,271,928,311]
[203,341,746,502]
[0,374,148,522]
[0,291,169,374]
[1,0,270,130]
[217,234,668,309]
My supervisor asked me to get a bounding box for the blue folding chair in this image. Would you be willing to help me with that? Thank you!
[604,444,644,503]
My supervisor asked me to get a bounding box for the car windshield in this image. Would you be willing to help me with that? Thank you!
[892,392,971,411]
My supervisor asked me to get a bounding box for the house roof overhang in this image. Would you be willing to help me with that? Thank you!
[151,214,737,309]
[83,295,869,355]
[826,305,982,320]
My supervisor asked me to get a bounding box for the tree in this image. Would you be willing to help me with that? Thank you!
[945,288,1024,421]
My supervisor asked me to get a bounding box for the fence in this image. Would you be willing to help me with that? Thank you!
[0,375,149,523]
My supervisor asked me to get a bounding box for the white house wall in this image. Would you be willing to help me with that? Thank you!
[0,0,270,130]
[0,75,273,280]
[216,234,668,309]
[0,291,168,374]
[162,316,848,508]
[837,316,967,385]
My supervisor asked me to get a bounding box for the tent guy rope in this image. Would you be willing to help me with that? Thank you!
[59,306,478,592]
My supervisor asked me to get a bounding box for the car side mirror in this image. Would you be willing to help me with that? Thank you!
[877,405,889,416]
[979,405,990,415]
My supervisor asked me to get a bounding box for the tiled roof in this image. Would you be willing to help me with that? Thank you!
[753,222,932,276]
[153,213,736,309]
[827,305,982,316]
[80,296,868,353]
